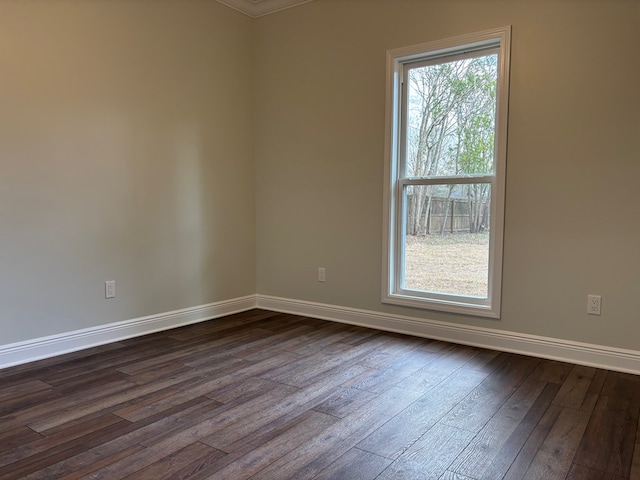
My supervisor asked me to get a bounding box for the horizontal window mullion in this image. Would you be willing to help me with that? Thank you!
[399,175,494,186]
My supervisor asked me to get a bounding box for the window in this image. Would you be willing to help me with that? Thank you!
[382,27,511,318]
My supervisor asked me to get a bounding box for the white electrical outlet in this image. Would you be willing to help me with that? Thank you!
[318,267,326,282]
[105,280,116,299]
[587,295,601,315]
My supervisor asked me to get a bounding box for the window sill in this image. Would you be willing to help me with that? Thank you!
[382,292,500,319]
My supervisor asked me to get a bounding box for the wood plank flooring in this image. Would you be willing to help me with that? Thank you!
[1,309,639,479]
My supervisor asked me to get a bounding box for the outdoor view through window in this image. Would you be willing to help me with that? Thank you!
[401,52,498,299]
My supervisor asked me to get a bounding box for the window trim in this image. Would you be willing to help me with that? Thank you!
[382,26,511,319]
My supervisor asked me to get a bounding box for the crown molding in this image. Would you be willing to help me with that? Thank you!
[217,0,315,18]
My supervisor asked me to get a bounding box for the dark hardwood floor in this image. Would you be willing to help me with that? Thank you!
[1,309,639,479]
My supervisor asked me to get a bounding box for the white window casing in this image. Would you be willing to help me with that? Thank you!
[382,26,511,318]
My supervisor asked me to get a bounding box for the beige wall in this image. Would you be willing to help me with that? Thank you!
[2,0,639,354]
[254,0,640,350]
[0,1,255,344]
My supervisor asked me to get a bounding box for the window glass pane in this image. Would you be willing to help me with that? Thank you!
[402,183,491,298]
[405,54,497,178]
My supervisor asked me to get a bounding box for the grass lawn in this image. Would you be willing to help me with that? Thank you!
[404,233,489,298]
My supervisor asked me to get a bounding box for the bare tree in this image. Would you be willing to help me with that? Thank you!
[405,54,497,236]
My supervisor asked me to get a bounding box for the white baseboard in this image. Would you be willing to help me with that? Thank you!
[4,294,640,375]
[0,295,257,370]
[256,294,640,375]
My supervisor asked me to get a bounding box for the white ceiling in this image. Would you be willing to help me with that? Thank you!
[216,0,315,18]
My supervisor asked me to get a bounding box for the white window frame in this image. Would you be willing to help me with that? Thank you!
[382,26,511,318]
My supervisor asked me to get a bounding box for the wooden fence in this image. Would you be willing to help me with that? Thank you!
[407,196,490,235]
